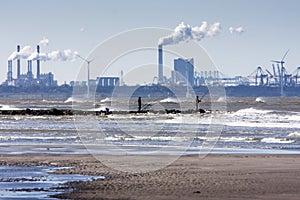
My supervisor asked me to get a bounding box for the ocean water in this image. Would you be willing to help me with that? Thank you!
[0,97,300,154]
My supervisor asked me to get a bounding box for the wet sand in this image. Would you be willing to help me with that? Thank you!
[0,153,300,200]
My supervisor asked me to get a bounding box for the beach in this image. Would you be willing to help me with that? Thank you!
[1,97,300,199]
[1,153,300,199]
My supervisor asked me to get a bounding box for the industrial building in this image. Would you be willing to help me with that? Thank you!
[70,77,120,88]
[157,45,196,86]
[97,77,120,87]
[174,58,195,86]
[4,45,57,87]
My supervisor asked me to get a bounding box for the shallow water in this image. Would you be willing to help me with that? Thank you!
[0,97,300,154]
[0,166,104,199]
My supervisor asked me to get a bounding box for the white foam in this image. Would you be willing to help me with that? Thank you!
[64,97,84,103]
[105,111,300,129]
[288,132,300,138]
[232,107,271,116]
[226,119,300,128]
[288,115,300,121]
[0,104,21,110]
[99,135,259,144]
[224,108,300,128]
[100,97,111,103]
[255,97,265,103]
[220,137,254,142]
[261,137,294,144]
[102,135,207,142]
[160,97,179,104]
[217,97,226,102]
[0,135,79,141]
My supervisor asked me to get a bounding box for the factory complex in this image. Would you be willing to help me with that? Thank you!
[2,44,300,98]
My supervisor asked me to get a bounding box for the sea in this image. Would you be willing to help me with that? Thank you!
[1,97,300,155]
[2,96,300,198]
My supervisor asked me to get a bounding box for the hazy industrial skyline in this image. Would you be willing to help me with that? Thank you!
[0,0,300,84]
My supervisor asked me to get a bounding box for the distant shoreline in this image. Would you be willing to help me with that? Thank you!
[1,85,300,99]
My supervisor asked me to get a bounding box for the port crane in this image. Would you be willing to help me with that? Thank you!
[292,67,300,84]
[248,66,269,86]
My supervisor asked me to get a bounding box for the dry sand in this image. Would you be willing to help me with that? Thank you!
[1,154,300,200]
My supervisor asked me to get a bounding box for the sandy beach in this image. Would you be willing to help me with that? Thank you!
[0,153,299,200]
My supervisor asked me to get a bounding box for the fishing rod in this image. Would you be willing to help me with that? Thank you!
[197,91,209,103]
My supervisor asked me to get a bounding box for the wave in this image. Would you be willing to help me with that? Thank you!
[96,135,297,146]
[64,97,84,103]
[255,97,265,103]
[288,115,300,121]
[232,107,272,116]
[219,136,254,142]
[107,111,300,129]
[100,97,111,103]
[288,132,300,138]
[102,135,198,142]
[0,104,21,111]
[41,99,56,103]
[217,97,226,102]
[0,135,79,141]
[261,137,294,144]
[100,135,257,143]
[160,97,179,104]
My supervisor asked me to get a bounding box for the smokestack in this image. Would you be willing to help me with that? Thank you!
[36,45,40,80]
[120,70,124,86]
[17,45,21,79]
[7,60,13,83]
[27,60,32,79]
[158,45,163,84]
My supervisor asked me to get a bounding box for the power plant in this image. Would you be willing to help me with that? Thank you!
[156,45,300,90]
[5,45,57,87]
[174,58,194,86]
[2,42,300,98]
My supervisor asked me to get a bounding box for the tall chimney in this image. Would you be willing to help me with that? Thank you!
[7,60,13,83]
[158,45,163,84]
[17,45,20,79]
[36,45,40,80]
[27,60,33,79]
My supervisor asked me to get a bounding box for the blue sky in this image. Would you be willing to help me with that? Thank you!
[0,0,300,84]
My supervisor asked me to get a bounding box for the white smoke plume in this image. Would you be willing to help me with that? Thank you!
[27,49,78,62]
[39,37,49,46]
[229,26,244,34]
[27,52,48,61]
[19,46,34,59]
[7,51,18,61]
[8,45,34,61]
[8,44,78,62]
[47,50,79,61]
[158,21,221,46]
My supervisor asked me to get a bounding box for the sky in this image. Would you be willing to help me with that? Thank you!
[0,0,300,85]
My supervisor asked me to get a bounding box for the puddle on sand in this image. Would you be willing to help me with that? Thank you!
[0,166,105,199]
